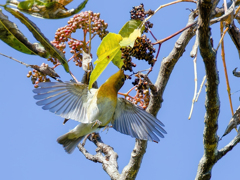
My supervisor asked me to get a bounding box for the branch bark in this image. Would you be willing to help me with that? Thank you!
[119,140,147,180]
[78,134,120,180]
[195,0,219,179]
[149,12,197,115]
[217,129,240,161]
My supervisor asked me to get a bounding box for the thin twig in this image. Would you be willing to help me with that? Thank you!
[118,86,137,99]
[0,52,62,82]
[223,0,228,13]
[195,75,206,102]
[88,11,92,54]
[141,0,196,28]
[152,21,197,45]
[234,6,240,18]
[188,54,198,120]
[0,52,30,67]
[69,71,79,83]
[220,22,237,132]
[220,22,234,116]
[216,26,229,51]
[148,28,157,41]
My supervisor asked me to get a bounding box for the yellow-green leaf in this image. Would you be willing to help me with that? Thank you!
[7,0,88,19]
[94,46,119,64]
[119,19,143,38]
[89,33,123,89]
[96,32,122,61]
[0,9,49,57]
[119,29,141,47]
[112,49,123,68]
[89,49,119,90]
[5,7,69,72]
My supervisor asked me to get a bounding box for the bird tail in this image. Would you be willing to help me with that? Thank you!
[57,133,84,154]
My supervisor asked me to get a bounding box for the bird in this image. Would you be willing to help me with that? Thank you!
[33,69,167,153]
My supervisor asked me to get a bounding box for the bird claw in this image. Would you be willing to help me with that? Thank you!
[102,125,112,133]
[91,120,102,128]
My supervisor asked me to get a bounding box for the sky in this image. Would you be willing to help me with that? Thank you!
[1,0,240,179]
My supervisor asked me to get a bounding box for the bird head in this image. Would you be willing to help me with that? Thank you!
[105,69,126,92]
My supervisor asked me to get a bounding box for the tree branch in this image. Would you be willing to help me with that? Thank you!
[195,0,219,179]
[81,134,120,180]
[227,22,240,58]
[119,140,147,180]
[217,129,240,161]
[77,143,104,163]
[149,11,197,116]
[222,106,240,137]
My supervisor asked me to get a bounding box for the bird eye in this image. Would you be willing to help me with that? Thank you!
[121,78,125,82]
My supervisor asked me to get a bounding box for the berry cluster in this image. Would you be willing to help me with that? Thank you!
[143,21,153,33]
[120,47,136,72]
[130,3,146,21]
[126,74,150,109]
[133,35,156,66]
[50,11,108,67]
[27,63,52,88]
[27,67,50,88]
[130,4,154,32]
[130,4,154,21]
[121,35,156,71]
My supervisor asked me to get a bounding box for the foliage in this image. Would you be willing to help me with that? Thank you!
[2,0,240,180]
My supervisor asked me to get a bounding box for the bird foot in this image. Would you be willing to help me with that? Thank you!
[91,120,102,128]
[102,125,112,133]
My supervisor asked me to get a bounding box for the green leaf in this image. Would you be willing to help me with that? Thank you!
[72,0,88,15]
[95,33,123,64]
[111,50,123,68]
[5,7,69,72]
[89,33,123,89]
[18,1,34,10]
[119,29,141,47]
[7,0,88,19]
[0,9,49,57]
[118,19,143,38]
[89,49,120,90]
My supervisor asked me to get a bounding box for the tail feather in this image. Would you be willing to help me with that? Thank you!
[57,133,84,154]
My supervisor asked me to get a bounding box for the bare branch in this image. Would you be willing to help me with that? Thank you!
[77,143,104,163]
[222,106,240,138]
[88,134,120,180]
[149,11,197,116]
[188,54,198,120]
[217,129,240,161]
[227,22,240,58]
[195,75,206,101]
[138,72,157,93]
[195,0,219,179]
[119,140,147,180]
[190,29,199,57]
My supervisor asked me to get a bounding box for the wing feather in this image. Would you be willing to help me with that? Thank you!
[112,98,167,142]
[33,82,97,123]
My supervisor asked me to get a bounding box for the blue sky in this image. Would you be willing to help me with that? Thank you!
[1,0,240,179]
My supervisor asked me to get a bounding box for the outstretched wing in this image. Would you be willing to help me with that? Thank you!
[112,98,167,142]
[33,82,97,123]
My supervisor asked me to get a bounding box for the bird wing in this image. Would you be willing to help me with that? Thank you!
[112,98,167,142]
[33,82,97,123]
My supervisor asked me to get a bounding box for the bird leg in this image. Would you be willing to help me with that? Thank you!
[82,134,91,147]
[91,120,102,128]
[102,125,112,133]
